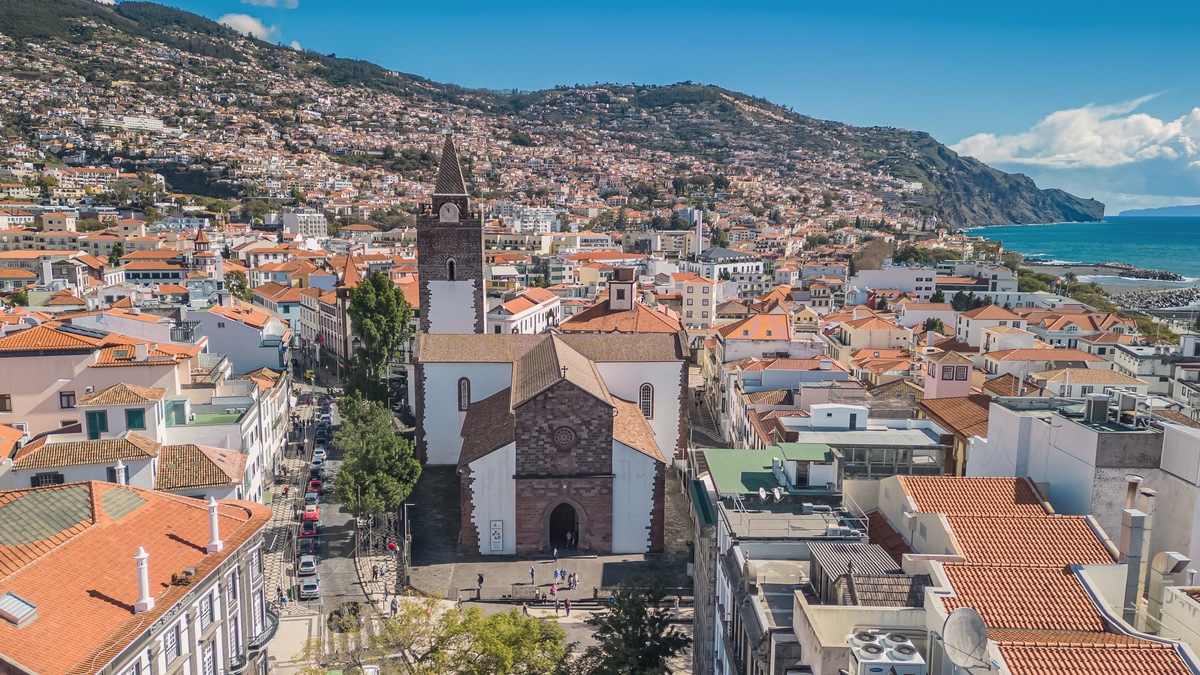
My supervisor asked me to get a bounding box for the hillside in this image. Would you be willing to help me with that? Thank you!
[0,0,1103,228]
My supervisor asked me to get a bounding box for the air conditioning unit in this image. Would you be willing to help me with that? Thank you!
[236,408,248,414]
[225,408,237,414]
[846,632,926,675]
[84,386,94,394]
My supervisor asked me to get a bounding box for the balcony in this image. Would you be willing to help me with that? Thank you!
[228,608,278,673]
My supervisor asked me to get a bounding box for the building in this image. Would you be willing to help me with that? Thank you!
[954,304,1026,348]
[0,481,275,675]
[280,208,328,240]
[486,286,561,334]
[457,335,667,555]
[189,301,291,376]
[416,136,485,334]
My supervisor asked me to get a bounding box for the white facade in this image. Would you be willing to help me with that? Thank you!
[426,280,481,334]
[845,266,937,304]
[420,362,515,465]
[611,441,659,553]
[465,442,517,555]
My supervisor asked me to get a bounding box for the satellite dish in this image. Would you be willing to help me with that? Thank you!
[943,606,990,669]
[758,487,768,502]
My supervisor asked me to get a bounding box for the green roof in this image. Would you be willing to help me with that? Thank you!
[690,479,716,527]
[775,442,835,463]
[701,448,781,496]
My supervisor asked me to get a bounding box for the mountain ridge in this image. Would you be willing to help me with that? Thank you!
[0,0,1105,229]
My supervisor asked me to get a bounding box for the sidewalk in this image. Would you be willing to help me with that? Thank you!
[263,394,317,606]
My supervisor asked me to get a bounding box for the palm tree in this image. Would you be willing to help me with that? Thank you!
[1063,272,1078,296]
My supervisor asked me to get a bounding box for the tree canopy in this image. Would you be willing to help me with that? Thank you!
[332,392,420,517]
[574,587,691,675]
[348,271,414,399]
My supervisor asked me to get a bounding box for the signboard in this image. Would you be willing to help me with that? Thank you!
[489,520,504,552]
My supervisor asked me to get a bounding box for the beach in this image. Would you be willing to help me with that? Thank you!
[1024,262,1197,296]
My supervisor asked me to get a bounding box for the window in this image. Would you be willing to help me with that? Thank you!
[446,258,456,281]
[125,408,146,430]
[1081,385,1094,395]
[228,570,239,604]
[0,394,10,412]
[217,322,225,328]
[33,472,64,487]
[85,410,108,440]
[639,383,653,419]
[955,366,969,381]
[59,391,76,409]
[199,592,214,627]
[616,289,626,301]
[250,549,262,578]
[164,623,181,662]
[106,465,128,484]
[686,298,693,306]
[702,299,709,306]
[703,286,710,293]
[941,366,954,381]
[457,378,471,411]
[122,661,141,675]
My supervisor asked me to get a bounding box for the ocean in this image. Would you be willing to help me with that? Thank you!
[969,217,1200,283]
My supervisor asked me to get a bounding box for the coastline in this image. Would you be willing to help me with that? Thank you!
[1023,262,1196,296]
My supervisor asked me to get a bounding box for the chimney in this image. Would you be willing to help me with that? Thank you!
[1120,508,1147,625]
[134,547,154,613]
[115,459,126,485]
[1139,488,1158,603]
[40,258,52,287]
[134,342,148,360]
[1145,551,1190,632]
[1124,474,1143,510]
[206,497,224,553]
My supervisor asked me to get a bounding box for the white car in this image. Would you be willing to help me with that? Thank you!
[298,576,321,600]
[297,555,317,576]
[312,447,328,461]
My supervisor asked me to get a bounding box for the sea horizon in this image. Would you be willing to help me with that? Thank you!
[968,216,1200,282]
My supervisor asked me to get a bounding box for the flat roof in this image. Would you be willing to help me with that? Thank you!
[777,427,942,447]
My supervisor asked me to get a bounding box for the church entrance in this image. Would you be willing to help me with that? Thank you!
[548,502,577,550]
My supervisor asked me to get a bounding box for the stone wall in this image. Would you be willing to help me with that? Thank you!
[515,477,614,553]
[416,196,485,334]
[459,463,479,554]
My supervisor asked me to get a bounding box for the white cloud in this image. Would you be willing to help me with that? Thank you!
[289,40,303,51]
[952,95,1200,169]
[218,13,280,41]
[240,0,299,8]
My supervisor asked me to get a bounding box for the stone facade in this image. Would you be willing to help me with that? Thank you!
[514,380,615,553]
[416,192,486,334]
[459,461,479,554]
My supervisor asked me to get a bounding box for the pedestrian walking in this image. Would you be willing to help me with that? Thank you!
[560,568,566,583]
[456,596,463,610]
[478,573,485,590]
[555,597,560,615]
[553,547,558,563]
[530,566,536,586]
[565,598,572,617]
[566,531,572,548]
[522,603,530,616]
[550,583,557,598]
[390,597,399,615]
[372,564,379,581]
[554,568,560,583]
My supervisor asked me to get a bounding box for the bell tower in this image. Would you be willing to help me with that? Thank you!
[417,135,485,334]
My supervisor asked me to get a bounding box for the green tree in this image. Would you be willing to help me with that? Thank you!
[348,271,414,395]
[575,587,691,675]
[8,289,28,307]
[710,229,729,249]
[923,317,945,334]
[225,270,252,301]
[444,607,569,675]
[108,242,124,266]
[875,296,889,312]
[630,182,658,206]
[950,290,969,312]
[930,288,946,303]
[332,392,421,518]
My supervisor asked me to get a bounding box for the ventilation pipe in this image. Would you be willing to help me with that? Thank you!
[1124,474,1143,510]
[1145,551,1190,633]
[134,547,154,613]
[206,497,224,553]
[1138,488,1158,603]
[1119,508,1147,625]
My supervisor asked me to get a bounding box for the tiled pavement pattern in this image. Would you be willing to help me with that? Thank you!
[263,396,319,615]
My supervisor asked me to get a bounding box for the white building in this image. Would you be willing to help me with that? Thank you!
[486,287,561,334]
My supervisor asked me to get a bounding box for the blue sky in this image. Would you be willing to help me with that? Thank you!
[153,0,1200,213]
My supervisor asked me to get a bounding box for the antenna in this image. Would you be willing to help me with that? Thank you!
[758,487,768,503]
[942,606,991,670]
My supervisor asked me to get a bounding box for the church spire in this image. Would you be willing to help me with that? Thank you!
[433,134,468,196]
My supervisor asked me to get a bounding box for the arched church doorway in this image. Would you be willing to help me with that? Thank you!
[548,502,577,550]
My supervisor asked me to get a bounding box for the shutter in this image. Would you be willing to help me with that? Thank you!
[106,466,116,483]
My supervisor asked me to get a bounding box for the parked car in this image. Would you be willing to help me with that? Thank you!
[296,554,318,576]
[298,576,321,600]
[308,479,324,496]
[304,492,319,506]
[312,448,328,461]
[299,520,322,538]
[309,466,325,481]
[296,537,320,558]
[303,504,320,521]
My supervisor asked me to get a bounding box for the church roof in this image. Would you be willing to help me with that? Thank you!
[458,388,516,466]
[611,397,665,462]
[512,336,612,408]
[417,332,684,364]
[434,135,468,196]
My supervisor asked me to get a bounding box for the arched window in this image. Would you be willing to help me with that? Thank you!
[639,383,653,419]
[446,258,457,281]
[458,377,470,411]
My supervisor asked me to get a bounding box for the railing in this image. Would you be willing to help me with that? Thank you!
[248,608,279,654]
[228,653,248,675]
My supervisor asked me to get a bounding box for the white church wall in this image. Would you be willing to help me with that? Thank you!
[611,441,657,554]
[595,362,683,461]
[469,442,516,555]
[426,280,479,334]
[422,362,514,465]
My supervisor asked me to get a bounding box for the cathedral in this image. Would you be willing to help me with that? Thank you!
[414,136,686,555]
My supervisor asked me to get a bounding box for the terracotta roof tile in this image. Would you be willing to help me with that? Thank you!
[0,482,270,675]
[942,565,1105,631]
[11,433,161,470]
[997,642,1190,675]
[918,394,991,439]
[611,397,665,462]
[78,383,165,406]
[458,388,516,466]
[945,516,1114,567]
[155,444,247,491]
[559,301,681,333]
[899,476,1048,516]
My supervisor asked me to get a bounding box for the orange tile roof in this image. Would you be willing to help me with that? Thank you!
[0,482,270,675]
[960,304,1023,321]
[78,383,165,406]
[998,642,1189,675]
[0,323,104,352]
[12,433,162,470]
[945,516,1114,567]
[717,313,792,340]
[941,565,1106,631]
[918,394,991,439]
[559,301,681,334]
[155,443,247,491]
[899,476,1049,517]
